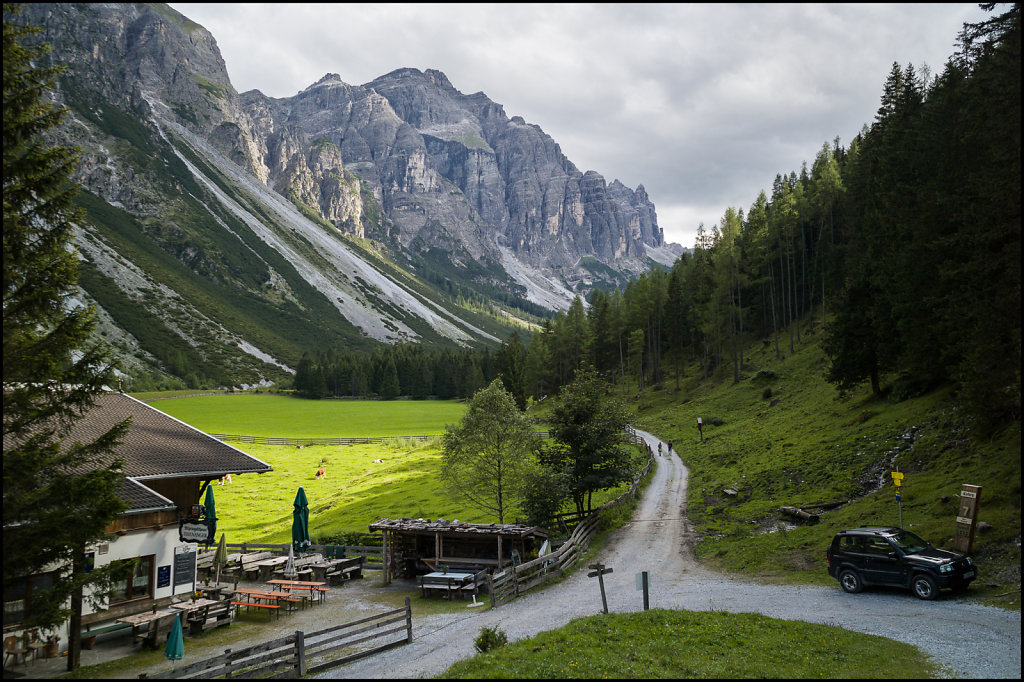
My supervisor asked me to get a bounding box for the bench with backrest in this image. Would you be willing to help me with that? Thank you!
[236,552,275,581]
[272,553,323,579]
[79,621,132,649]
[323,556,364,584]
[186,601,233,634]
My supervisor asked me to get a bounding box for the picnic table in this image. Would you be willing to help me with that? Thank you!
[231,589,285,619]
[310,556,364,583]
[266,579,329,604]
[197,583,231,600]
[419,571,476,600]
[115,610,178,648]
[255,556,289,582]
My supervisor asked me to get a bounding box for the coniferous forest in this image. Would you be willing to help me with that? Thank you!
[294,6,1019,434]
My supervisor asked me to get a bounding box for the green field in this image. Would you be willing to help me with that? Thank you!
[143,395,632,543]
[146,393,468,437]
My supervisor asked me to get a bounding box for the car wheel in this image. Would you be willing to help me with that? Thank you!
[912,573,939,600]
[839,569,863,594]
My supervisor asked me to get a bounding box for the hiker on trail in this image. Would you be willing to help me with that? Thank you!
[668,441,673,454]
[658,442,663,456]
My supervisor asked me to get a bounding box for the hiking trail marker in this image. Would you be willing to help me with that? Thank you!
[588,563,613,614]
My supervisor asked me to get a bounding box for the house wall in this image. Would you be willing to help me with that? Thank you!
[44,527,198,653]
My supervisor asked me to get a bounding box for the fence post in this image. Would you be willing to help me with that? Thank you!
[295,631,306,676]
[404,596,413,643]
[224,649,232,678]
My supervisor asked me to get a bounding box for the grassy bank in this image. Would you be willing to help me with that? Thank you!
[440,609,939,678]
[633,321,1021,608]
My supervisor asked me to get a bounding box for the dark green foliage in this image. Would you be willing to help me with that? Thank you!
[473,626,508,653]
[546,367,636,516]
[441,380,541,523]
[3,4,130,657]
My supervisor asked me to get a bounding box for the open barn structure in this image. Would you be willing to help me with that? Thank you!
[369,518,548,584]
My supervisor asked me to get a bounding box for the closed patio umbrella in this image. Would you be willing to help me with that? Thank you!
[164,614,184,669]
[203,485,217,544]
[292,487,311,554]
[213,533,228,585]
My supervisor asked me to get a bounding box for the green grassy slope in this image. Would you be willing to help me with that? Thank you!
[633,321,1021,608]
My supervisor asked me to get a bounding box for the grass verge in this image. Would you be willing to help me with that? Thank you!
[439,609,940,678]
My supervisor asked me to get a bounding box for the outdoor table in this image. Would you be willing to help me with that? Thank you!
[266,579,329,604]
[309,558,347,583]
[256,556,290,582]
[198,584,230,600]
[419,572,475,600]
[116,610,177,648]
[170,598,220,615]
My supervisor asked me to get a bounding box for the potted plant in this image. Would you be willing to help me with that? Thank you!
[43,631,60,658]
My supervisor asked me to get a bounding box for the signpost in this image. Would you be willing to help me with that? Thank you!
[891,471,904,528]
[696,417,703,443]
[588,563,613,614]
[954,484,983,553]
[635,571,649,610]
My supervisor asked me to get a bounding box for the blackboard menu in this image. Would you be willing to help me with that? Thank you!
[173,546,195,588]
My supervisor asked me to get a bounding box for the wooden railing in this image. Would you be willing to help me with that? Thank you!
[209,433,441,446]
[488,433,654,607]
[139,599,412,678]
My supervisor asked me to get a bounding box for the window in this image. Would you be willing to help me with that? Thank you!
[109,555,154,604]
[3,573,55,628]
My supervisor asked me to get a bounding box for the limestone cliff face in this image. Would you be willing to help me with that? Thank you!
[25,3,670,310]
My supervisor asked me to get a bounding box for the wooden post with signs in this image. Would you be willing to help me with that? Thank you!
[588,563,613,614]
[954,484,982,553]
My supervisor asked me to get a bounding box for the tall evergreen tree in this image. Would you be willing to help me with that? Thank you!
[3,4,129,670]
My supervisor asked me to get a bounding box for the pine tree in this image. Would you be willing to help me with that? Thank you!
[3,4,129,670]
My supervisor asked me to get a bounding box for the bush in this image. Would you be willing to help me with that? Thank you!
[762,387,773,400]
[754,369,777,381]
[474,626,508,653]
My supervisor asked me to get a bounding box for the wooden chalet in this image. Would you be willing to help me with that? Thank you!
[369,517,548,584]
[3,389,272,651]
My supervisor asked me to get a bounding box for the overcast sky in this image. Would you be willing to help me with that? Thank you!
[171,3,991,248]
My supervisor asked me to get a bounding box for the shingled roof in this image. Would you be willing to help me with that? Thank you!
[55,391,273,480]
[369,518,547,538]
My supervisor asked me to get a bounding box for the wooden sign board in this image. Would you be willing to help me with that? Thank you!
[953,484,982,553]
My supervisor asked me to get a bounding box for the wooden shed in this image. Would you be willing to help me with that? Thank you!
[369,518,548,584]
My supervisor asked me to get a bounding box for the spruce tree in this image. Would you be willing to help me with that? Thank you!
[3,3,129,669]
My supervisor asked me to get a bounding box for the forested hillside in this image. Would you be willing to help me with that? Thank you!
[296,6,1019,438]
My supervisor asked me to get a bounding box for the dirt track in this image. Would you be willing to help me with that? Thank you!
[322,429,1021,679]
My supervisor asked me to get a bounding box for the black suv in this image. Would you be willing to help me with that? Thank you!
[827,527,976,600]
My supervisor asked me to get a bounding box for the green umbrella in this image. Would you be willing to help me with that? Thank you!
[164,614,184,667]
[213,533,228,585]
[203,485,217,543]
[292,487,311,553]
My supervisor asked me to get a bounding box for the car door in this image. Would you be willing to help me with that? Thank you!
[862,537,905,585]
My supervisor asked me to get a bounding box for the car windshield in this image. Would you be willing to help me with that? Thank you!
[888,530,930,553]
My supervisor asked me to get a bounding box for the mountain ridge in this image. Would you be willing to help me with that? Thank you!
[20,2,682,390]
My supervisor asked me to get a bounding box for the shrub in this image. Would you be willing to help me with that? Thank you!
[474,626,508,653]
[762,387,773,400]
[754,369,778,381]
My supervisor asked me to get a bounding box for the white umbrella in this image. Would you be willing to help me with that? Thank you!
[283,544,295,579]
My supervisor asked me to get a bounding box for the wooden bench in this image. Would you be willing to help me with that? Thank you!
[188,601,233,633]
[230,601,279,620]
[80,622,131,649]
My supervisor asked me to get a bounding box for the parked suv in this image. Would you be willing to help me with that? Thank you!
[826,527,976,600]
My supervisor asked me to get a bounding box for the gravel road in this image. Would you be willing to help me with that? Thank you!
[323,429,1021,679]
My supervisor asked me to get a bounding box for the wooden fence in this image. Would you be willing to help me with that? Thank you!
[488,433,654,607]
[209,433,441,446]
[139,598,412,678]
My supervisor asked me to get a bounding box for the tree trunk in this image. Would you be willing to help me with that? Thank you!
[67,545,84,671]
